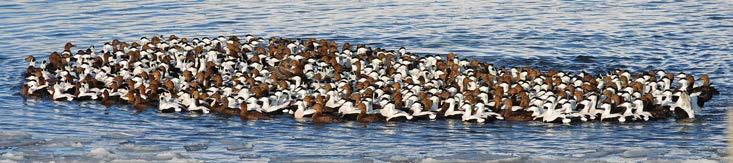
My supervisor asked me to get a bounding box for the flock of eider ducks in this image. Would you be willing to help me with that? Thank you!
[22,35,719,124]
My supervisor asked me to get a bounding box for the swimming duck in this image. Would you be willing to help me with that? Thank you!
[671,91,696,119]
[379,101,413,121]
[311,95,338,124]
[500,93,533,121]
[293,99,315,119]
[337,94,360,120]
[187,99,210,114]
[475,103,503,121]
[158,93,182,113]
[599,103,623,122]
[441,98,463,119]
[461,104,485,123]
[409,103,437,120]
[50,81,74,101]
[240,102,269,121]
[357,102,383,123]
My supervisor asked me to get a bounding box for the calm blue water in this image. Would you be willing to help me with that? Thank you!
[0,1,732,162]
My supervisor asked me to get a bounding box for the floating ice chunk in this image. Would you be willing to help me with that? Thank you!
[621,148,666,158]
[184,143,208,152]
[239,153,259,159]
[226,143,254,151]
[101,132,135,139]
[582,148,624,158]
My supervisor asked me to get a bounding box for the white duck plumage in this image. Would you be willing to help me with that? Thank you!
[409,103,436,120]
[380,102,413,121]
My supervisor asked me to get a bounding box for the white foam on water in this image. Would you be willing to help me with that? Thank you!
[644,159,719,163]
[109,159,148,163]
[420,157,538,163]
[620,147,667,159]
[0,132,31,140]
[153,152,180,160]
[420,155,717,163]
[591,156,646,163]
[40,137,90,148]
[108,157,204,163]
[116,144,171,153]
[387,155,410,162]
[88,148,115,160]
[665,149,694,158]
[0,152,24,161]
[0,133,44,151]
[680,159,718,163]
[287,158,361,163]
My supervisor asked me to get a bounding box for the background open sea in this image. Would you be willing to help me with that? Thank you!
[0,1,731,162]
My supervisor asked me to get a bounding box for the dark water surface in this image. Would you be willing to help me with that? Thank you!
[0,1,731,162]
